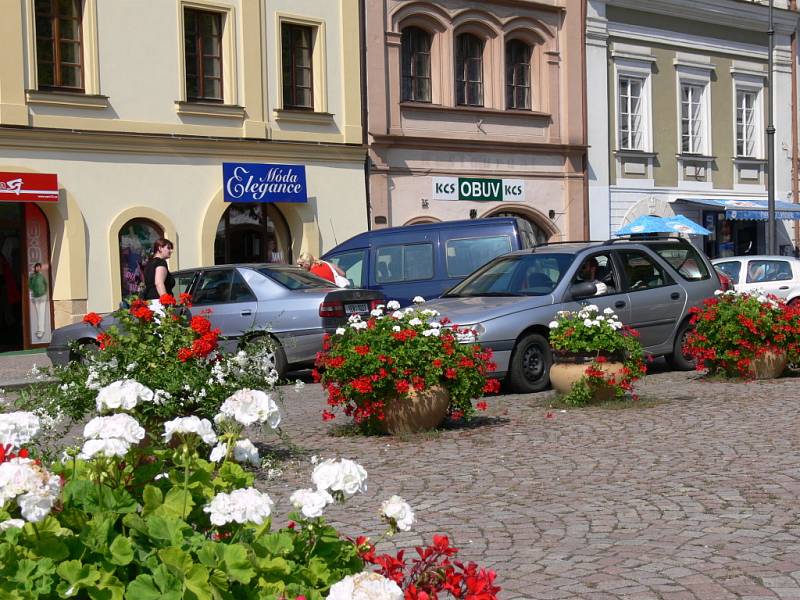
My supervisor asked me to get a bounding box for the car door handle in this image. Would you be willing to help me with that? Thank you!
[779,286,790,290]
[240,309,253,316]
[614,300,626,308]
[670,292,681,300]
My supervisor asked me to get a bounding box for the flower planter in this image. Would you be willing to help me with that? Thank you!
[380,384,450,435]
[748,350,787,380]
[550,353,626,403]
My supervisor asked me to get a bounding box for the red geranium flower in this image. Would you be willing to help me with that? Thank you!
[190,316,212,335]
[159,293,176,306]
[82,312,102,327]
[177,347,193,362]
[354,345,371,356]
[179,292,193,307]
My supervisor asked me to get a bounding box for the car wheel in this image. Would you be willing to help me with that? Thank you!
[789,297,800,308]
[241,334,288,380]
[507,332,552,393]
[665,320,695,371]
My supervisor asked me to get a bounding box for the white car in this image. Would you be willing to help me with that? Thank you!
[711,255,800,305]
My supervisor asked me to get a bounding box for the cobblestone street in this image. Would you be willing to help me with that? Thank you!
[263,366,800,600]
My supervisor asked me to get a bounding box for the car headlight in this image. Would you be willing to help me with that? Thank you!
[454,323,485,344]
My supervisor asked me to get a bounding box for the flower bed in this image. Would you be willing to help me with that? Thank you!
[685,290,800,378]
[315,298,500,432]
[547,305,646,405]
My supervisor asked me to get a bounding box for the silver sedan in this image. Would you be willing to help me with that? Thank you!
[47,264,384,376]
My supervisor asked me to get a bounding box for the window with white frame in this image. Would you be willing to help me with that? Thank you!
[680,83,706,154]
[618,76,644,150]
[735,89,758,158]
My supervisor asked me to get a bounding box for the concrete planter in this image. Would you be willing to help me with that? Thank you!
[380,384,450,434]
[748,350,787,380]
[550,353,625,402]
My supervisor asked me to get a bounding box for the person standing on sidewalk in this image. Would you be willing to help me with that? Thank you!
[28,262,47,339]
[142,238,175,300]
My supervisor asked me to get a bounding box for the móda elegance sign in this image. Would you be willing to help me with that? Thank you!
[223,163,308,203]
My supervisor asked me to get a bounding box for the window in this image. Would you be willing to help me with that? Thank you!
[118,219,163,300]
[184,8,223,101]
[401,27,432,103]
[746,260,793,283]
[736,89,757,158]
[681,83,705,154]
[618,77,643,150]
[616,250,672,291]
[282,23,314,109]
[327,250,366,288]
[650,243,710,281]
[258,267,331,290]
[173,271,198,297]
[445,236,512,278]
[194,270,233,305]
[229,270,256,302]
[505,39,531,110]
[572,254,618,296]
[455,33,483,106]
[375,244,434,283]
[714,261,741,284]
[446,254,574,298]
[215,203,290,266]
[35,0,83,90]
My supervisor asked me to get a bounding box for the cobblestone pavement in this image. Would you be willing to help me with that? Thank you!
[259,365,800,600]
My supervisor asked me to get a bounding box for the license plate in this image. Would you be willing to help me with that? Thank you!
[345,303,369,314]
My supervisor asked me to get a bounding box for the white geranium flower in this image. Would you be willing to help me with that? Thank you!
[294,380,305,392]
[386,300,400,311]
[392,311,404,319]
[83,414,145,445]
[596,315,605,321]
[95,379,154,412]
[312,458,367,499]
[422,329,440,337]
[350,321,368,330]
[335,327,346,335]
[412,296,425,304]
[548,321,559,329]
[0,519,25,531]
[327,572,403,600]
[370,309,383,317]
[209,443,227,463]
[392,325,401,332]
[78,438,132,460]
[0,412,40,449]
[585,304,599,312]
[233,439,260,466]
[408,318,422,326]
[216,389,281,429]
[577,310,589,319]
[0,458,61,522]
[583,318,593,327]
[603,307,614,315]
[347,314,362,324]
[290,488,334,519]
[204,488,273,526]
[17,473,61,522]
[381,495,415,532]
[163,416,217,445]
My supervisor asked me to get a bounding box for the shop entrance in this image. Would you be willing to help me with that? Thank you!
[214,203,292,265]
[0,204,23,351]
[703,211,762,258]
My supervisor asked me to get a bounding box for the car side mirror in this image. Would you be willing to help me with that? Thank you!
[569,281,597,301]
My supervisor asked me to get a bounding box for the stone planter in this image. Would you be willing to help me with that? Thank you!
[550,353,625,402]
[380,384,450,435]
[748,350,787,380]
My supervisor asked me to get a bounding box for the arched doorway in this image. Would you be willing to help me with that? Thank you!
[0,203,53,350]
[486,209,553,244]
[118,218,163,300]
[214,203,291,265]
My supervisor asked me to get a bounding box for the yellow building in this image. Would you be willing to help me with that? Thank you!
[0,0,366,351]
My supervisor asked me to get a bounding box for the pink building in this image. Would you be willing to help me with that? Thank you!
[365,0,587,241]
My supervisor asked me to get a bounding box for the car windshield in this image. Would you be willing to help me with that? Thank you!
[258,267,332,290]
[445,253,574,297]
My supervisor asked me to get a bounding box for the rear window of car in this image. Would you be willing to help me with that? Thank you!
[258,268,331,290]
[445,236,512,278]
[649,243,710,281]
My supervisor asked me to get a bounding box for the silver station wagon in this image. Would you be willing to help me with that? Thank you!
[426,237,722,393]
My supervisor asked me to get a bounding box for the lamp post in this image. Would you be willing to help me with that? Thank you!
[767,0,777,254]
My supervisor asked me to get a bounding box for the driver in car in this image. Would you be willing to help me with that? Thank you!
[576,257,607,296]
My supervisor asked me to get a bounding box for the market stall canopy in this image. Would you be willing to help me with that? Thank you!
[614,214,711,236]
[676,198,800,220]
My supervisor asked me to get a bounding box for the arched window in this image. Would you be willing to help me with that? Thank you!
[401,27,432,103]
[214,203,291,265]
[118,218,163,300]
[506,39,532,110]
[455,33,484,106]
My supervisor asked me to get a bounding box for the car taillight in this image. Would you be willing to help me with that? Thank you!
[319,301,345,318]
[717,272,732,291]
[369,299,383,310]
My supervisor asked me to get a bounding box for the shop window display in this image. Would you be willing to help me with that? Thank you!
[214,203,291,265]
[118,219,163,301]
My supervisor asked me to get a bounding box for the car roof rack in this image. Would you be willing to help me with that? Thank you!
[603,234,691,245]
[531,240,606,251]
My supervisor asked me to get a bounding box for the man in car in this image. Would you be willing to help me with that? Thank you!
[576,257,607,296]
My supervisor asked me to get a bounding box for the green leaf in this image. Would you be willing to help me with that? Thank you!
[158,546,193,576]
[146,516,189,546]
[141,485,164,517]
[184,564,213,600]
[56,560,100,597]
[255,556,291,579]
[88,571,125,600]
[159,487,194,519]
[109,536,134,566]
[126,566,182,600]
[220,544,255,584]
[81,514,115,553]
[254,532,293,557]
[214,462,252,490]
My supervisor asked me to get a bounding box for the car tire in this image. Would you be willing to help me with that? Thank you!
[789,297,800,308]
[507,332,552,393]
[665,320,695,371]
[241,334,288,380]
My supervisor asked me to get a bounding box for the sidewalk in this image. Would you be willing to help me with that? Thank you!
[0,350,53,389]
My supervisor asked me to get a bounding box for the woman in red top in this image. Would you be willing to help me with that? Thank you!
[297,252,346,285]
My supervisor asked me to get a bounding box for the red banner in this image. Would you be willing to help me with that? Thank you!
[0,172,59,202]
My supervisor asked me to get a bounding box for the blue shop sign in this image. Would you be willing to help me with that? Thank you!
[223,162,308,203]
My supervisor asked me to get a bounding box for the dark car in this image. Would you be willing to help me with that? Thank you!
[47,264,384,376]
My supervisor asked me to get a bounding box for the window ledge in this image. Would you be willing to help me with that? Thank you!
[676,154,715,162]
[175,101,245,119]
[614,150,657,158]
[732,157,767,164]
[26,89,109,109]
[273,109,335,125]
[400,101,551,119]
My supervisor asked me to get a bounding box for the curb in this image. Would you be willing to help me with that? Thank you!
[0,377,57,392]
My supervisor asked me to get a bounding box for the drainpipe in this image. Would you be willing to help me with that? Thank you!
[359,0,372,231]
[581,0,590,241]
[791,1,799,254]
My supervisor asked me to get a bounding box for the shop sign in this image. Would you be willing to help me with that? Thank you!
[432,177,524,202]
[223,162,308,203]
[0,172,59,202]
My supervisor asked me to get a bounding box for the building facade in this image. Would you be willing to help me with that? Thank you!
[0,0,366,351]
[586,0,800,257]
[364,0,587,241]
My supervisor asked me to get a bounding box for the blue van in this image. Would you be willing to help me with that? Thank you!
[322,218,538,306]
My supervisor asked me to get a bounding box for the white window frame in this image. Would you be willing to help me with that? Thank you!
[675,64,713,157]
[613,58,653,152]
[732,76,764,160]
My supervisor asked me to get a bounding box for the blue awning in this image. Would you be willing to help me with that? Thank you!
[677,198,800,220]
